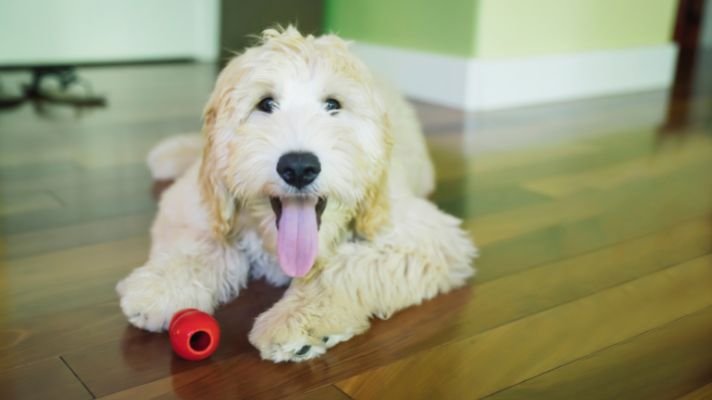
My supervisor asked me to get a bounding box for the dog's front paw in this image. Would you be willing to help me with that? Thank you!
[116,266,214,332]
[248,301,361,362]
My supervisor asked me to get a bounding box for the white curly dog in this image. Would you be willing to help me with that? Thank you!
[116,27,476,362]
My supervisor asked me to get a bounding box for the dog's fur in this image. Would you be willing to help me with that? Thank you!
[116,27,476,362]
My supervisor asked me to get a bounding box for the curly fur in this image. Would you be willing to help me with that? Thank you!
[116,26,477,362]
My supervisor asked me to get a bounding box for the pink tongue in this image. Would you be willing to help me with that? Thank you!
[276,197,319,277]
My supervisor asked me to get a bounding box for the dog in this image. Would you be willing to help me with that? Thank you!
[116,26,477,362]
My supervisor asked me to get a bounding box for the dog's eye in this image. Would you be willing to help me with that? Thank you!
[324,98,341,112]
[256,97,277,113]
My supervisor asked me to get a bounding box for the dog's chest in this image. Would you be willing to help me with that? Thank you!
[238,230,290,286]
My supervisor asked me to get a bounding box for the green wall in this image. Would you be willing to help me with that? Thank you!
[323,0,478,57]
[324,0,677,59]
[475,0,678,58]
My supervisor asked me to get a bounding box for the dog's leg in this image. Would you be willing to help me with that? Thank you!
[249,196,476,362]
[116,239,248,332]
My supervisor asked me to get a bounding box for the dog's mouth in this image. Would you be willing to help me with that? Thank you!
[270,196,327,278]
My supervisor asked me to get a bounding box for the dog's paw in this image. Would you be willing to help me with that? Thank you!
[116,267,214,332]
[248,304,357,362]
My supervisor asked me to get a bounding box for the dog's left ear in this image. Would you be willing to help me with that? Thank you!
[353,170,390,240]
[353,115,394,240]
[200,143,239,240]
[199,85,241,240]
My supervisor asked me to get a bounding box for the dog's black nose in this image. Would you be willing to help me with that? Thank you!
[276,152,321,189]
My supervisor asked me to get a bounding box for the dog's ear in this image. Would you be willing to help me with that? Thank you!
[199,87,240,240]
[353,170,390,240]
[353,115,394,240]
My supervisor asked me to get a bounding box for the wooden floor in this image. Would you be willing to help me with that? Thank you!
[0,52,711,399]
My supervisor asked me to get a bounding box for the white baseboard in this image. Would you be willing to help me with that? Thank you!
[351,42,678,111]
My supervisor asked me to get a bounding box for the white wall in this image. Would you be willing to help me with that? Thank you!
[0,0,219,65]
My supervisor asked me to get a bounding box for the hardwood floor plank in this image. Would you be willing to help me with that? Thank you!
[0,299,123,370]
[433,129,671,185]
[0,162,149,196]
[0,161,82,181]
[485,307,712,400]
[58,219,711,398]
[0,235,149,322]
[0,191,62,216]
[437,161,710,223]
[678,382,712,400]
[335,255,712,399]
[0,186,155,235]
[475,209,712,285]
[1,212,153,259]
[100,383,352,400]
[522,136,712,197]
[455,143,598,175]
[467,162,712,246]
[430,141,598,182]
[285,386,353,400]
[433,180,551,221]
[50,177,155,207]
[0,161,155,238]
[0,357,92,400]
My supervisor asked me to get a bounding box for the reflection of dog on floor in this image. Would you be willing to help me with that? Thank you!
[116,26,477,362]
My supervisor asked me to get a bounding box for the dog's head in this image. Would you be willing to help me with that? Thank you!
[200,27,392,278]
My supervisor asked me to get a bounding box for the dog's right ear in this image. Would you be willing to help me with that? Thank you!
[353,113,394,240]
[199,87,240,240]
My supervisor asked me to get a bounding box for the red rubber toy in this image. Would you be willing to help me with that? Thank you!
[169,309,221,361]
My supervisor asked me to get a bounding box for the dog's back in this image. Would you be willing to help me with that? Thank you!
[379,80,435,197]
[147,134,203,181]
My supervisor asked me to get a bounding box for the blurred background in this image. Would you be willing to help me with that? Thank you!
[0,0,709,113]
[1,1,711,399]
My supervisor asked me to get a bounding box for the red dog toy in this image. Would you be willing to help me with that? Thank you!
[169,309,221,361]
